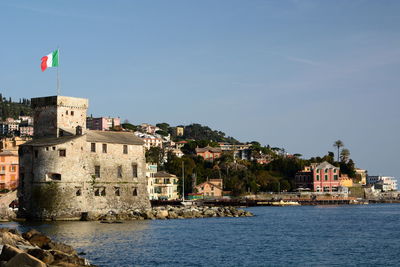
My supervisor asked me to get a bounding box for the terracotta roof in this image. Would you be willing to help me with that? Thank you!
[86,131,144,145]
[154,171,177,178]
[0,150,18,156]
[195,146,222,153]
[195,181,223,190]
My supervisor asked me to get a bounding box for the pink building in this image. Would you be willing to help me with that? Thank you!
[86,117,121,131]
[20,126,34,136]
[0,151,19,191]
[295,161,340,192]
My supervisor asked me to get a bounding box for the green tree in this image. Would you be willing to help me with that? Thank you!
[340,148,350,163]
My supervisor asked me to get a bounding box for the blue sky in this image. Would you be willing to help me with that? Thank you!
[1,0,400,179]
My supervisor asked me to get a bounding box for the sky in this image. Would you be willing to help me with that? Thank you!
[1,0,400,180]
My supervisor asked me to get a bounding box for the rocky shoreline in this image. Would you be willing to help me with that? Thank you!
[94,206,254,222]
[0,228,93,266]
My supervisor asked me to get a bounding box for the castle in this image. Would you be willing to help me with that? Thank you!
[18,96,150,220]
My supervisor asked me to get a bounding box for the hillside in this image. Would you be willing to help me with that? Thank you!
[0,94,32,120]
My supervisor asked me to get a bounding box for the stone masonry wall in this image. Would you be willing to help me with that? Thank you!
[19,135,150,220]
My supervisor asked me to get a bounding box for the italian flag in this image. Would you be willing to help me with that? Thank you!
[41,49,59,72]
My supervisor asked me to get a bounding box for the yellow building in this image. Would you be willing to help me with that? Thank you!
[0,136,31,153]
[149,171,179,200]
[339,174,353,187]
[176,127,184,136]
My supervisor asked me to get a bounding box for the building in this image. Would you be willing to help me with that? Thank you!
[176,126,184,136]
[149,171,179,200]
[18,95,150,220]
[139,123,159,135]
[0,151,19,191]
[294,161,340,192]
[134,132,163,150]
[367,176,397,191]
[195,146,222,161]
[0,120,20,136]
[0,136,31,154]
[355,168,367,185]
[194,179,223,198]
[339,174,353,187]
[86,116,121,131]
[19,125,34,137]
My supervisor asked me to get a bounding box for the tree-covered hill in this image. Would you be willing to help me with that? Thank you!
[0,94,32,120]
[175,123,239,143]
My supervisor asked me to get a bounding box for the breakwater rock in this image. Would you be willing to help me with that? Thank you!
[93,206,253,221]
[0,228,94,266]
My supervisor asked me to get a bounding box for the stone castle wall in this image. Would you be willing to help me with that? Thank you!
[19,135,150,219]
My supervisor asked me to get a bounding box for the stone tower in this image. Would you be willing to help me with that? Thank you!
[32,96,89,138]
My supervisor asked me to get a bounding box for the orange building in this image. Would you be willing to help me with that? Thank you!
[195,146,222,161]
[0,151,19,191]
[194,179,223,198]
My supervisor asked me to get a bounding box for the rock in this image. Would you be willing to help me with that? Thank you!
[22,229,41,240]
[0,245,24,261]
[48,242,77,255]
[27,233,52,249]
[50,250,86,266]
[143,210,155,220]
[155,210,168,219]
[27,248,54,264]
[203,209,216,217]
[167,211,178,219]
[0,231,32,247]
[245,211,253,217]
[5,252,46,267]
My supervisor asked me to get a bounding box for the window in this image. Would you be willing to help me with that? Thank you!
[323,186,330,192]
[115,187,120,196]
[95,165,101,178]
[123,145,128,154]
[102,144,107,153]
[91,143,96,152]
[76,188,82,196]
[59,149,66,157]
[66,110,69,115]
[332,187,338,192]
[52,147,56,151]
[132,187,138,196]
[324,175,328,181]
[46,147,49,151]
[48,173,61,180]
[316,175,320,181]
[334,169,337,173]
[95,187,106,196]
[71,111,74,116]
[334,175,338,181]
[34,150,38,158]
[117,166,122,178]
[132,164,138,178]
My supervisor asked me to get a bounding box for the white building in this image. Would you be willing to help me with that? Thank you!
[367,176,397,191]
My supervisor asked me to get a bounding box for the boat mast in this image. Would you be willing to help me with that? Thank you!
[182,161,185,202]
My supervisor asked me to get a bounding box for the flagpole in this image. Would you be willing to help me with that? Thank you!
[56,47,60,95]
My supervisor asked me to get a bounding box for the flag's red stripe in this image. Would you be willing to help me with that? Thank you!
[41,56,48,72]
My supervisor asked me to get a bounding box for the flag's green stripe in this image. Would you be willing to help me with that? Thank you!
[52,50,59,67]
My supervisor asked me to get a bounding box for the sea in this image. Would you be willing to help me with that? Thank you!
[2,204,400,266]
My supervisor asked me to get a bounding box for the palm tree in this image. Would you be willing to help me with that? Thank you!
[333,140,344,162]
